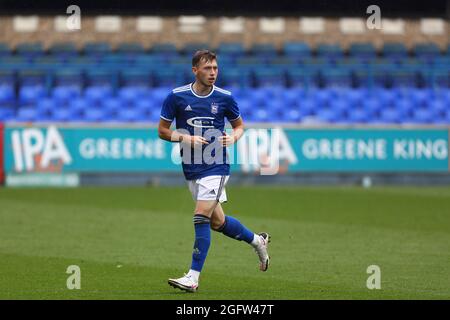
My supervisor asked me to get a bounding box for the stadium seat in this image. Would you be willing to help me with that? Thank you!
[283,42,311,59]
[36,98,57,114]
[49,42,78,58]
[15,42,44,58]
[183,43,210,55]
[382,42,408,60]
[85,69,118,88]
[53,69,84,87]
[50,108,75,122]
[347,108,370,123]
[84,86,114,104]
[348,43,377,60]
[0,39,447,124]
[117,108,145,122]
[0,43,11,57]
[83,108,108,122]
[253,67,286,87]
[19,85,46,105]
[216,43,245,57]
[116,42,146,55]
[69,98,89,114]
[16,107,40,121]
[0,84,15,104]
[0,107,15,120]
[316,43,343,59]
[120,69,152,87]
[251,43,278,59]
[413,43,441,60]
[379,108,402,123]
[52,86,82,104]
[83,42,112,56]
[411,107,435,123]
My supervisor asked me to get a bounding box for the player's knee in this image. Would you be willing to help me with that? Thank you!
[210,218,225,232]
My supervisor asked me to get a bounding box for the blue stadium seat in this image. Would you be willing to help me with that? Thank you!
[84,86,113,104]
[19,85,46,105]
[83,108,108,122]
[329,99,349,115]
[0,107,14,120]
[280,107,302,123]
[251,43,278,59]
[363,98,382,115]
[391,67,418,87]
[315,108,342,123]
[50,108,75,122]
[53,69,84,87]
[321,68,352,87]
[36,98,56,114]
[316,44,343,59]
[283,42,311,59]
[348,43,377,59]
[85,69,118,88]
[16,42,44,58]
[428,99,446,116]
[298,98,317,116]
[52,86,82,104]
[120,69,152,87]
[379,108,401,123]
[411,108,435,123]
[253,68,286,87]
[69,98,89,114]
[0,70,15,86]
[83,42,112,56]
[153,68,185,87]
[151,43,178,59]
[382,43,408,59]
[218,68,251,87]
[282,88,304,106]
[117,86,147,104]
[117,108,145,122]
[0,84,15,104]
[0,43,11,57]
[216,43,245,57]
[413,43,441,60]
[347,108,370,123]
[287,68,317,88]
[16,107,40,122]
[18,69,48,87]
[101,97,122,114]
[183,43,210,55]
[49,42,78,58]
[116,42,146,55]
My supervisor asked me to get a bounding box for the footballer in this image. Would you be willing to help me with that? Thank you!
[158,50,271,293]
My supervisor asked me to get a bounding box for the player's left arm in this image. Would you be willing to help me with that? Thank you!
[219,117,244,147]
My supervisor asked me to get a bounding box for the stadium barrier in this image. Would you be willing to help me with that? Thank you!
[2,123,449,186]
[0,123,3,185]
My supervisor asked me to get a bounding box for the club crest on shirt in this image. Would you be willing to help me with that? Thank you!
[211,102,219,114]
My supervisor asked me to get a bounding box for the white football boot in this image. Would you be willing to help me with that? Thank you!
[254,232,271,271]
[168,274,199,293]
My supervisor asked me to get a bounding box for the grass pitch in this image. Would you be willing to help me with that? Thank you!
[0,185,449,299]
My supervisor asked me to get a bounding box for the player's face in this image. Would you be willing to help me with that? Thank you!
[193,59,218,87]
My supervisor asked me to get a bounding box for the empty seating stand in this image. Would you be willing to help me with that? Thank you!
[0,41,447,123]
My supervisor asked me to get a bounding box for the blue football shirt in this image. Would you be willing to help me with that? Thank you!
[160,83,241,180]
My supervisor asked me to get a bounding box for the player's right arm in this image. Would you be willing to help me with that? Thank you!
[158,119,208,146]
[158,93,208,146]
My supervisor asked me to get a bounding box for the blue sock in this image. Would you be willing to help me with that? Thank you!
[217,215,254,244]
[190,214,211,272]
